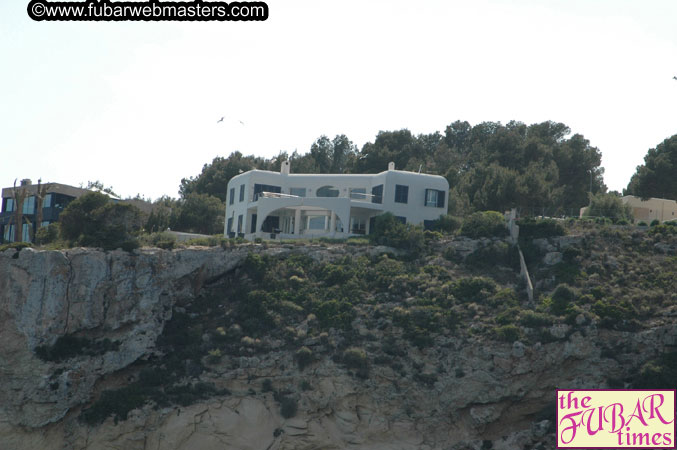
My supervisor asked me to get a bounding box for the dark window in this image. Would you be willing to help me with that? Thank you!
[237,215,243,233]
[317,186,339,197]
[253,184,281,201]
[262,216,280,233]
[229,188,235,205]
[395,185,408,203]
[2,197,14,213]
[239,185,245,202]
[425,189,445,208]
[371,185,383,204]
[423,219,435,230]
[395,216,406,224]
[369,216,376,233]
[227,217,233,233]
[250,214,257,233]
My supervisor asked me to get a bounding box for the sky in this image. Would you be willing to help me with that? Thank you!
[1,0,676,200]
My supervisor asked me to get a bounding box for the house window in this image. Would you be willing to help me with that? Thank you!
[239,185,245,202]
[229,188,235,205]
[394,185,408,204]
[290,187,306,197]
[41,221,50,227]
[3,198,14,212]
[3,224,14,242]
[425,189,445,207]
[317,186,339,197]
[22,223,31,242]
[350,217,366,234]
[227,217,233,233]
[237,215,243,233]
[307,215,327,230]
[250,214,258,233]
[43,194,52,208]
[396,216,406,224]
[253,184,281,201]
[371,185,383,204]
[349,188,367,200]
[23,196,35,214]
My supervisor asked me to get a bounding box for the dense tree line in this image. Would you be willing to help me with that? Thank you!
[625,134,677,201]
[179,121,606,217]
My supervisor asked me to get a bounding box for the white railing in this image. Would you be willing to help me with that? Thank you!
[259,191,377,202]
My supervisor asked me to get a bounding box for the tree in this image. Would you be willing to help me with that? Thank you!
[625,135,677,200]
[174,193,224,235]
[179,152,269,202]
[33,180,53,241]
[59,192,143,250]
[9,179,30,243]
[584,192,633,221]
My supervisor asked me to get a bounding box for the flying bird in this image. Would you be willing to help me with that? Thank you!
[217,117,224,123]
[239,120,245,126]
[673,76,677,80]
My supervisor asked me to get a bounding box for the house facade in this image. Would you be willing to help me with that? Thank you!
[0,179,153,244]
[224,161,449,240]
[622,195,677,223]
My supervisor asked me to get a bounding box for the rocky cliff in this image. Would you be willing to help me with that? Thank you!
[0,229,675,449]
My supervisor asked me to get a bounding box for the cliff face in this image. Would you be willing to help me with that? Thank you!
[0,233,675,450]
[0,246,254,428]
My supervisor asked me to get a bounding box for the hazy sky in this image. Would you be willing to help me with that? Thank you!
[1,0,676,200]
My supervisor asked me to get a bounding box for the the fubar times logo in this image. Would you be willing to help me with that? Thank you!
[557,389,676,448]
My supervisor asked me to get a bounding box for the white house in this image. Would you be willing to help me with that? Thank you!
[224,161,449,240]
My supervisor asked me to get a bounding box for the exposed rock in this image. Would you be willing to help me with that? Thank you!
[543,251,562,265]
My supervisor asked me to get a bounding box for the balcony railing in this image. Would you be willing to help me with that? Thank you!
[259,191,377,202]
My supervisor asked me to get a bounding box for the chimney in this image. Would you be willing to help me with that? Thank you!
[388,162,395,171]
[20,179,32,186]
[281,160,290,175]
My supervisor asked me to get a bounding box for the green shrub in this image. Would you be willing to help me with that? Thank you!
[35,223,60,245]
[638,221,648,226]
[459,211,507,239]
[280,396,298,418]
[369,213,425,254]
[426,215,462,234]
[451,277,497,303]
[519,310,554,327]
[295,346,313,370]
[517,217,565,239]
[314,299,355,330]
[35,335,119,362]
[494,324,521,342]
[140,231,177,249]
[59,192,143,251]
[650,219,660,227]
[343,347,368,371]
[584,193,633,221]
[0,241,32,253]
[551,284,576,315]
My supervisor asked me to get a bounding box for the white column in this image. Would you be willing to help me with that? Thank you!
[330,211,336,237]
[294,209,302,235]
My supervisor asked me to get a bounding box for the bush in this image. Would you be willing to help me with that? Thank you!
[451,277,497,303]
[59,192,143,251]
[0,241,32,253]
[551,284,576,315]
[295,346,313,370]
[280,396,298,418]
[140,231,177,249]
[426,214,462,234]
[369,213,425,254]
[494,324,521,342]
[343,347,368,371]
[650,219,660,227]
[584,193,633,221]
[459,211,507,239]
[517,217,565,239]
[35,223,60,245]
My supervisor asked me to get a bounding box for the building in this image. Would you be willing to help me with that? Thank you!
[0,179,153,244]
[622,195,677,223]
[224,161,449,240]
